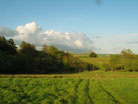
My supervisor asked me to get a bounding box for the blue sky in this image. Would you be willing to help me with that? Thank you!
[0,0,138,53]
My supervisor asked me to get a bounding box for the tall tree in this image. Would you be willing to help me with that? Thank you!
[0,36,17,55]
[20,41,37,55]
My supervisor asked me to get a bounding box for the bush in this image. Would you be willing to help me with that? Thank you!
[89,51,97,57]
[102,63,110,72]
[124,59,138,72]
[106,49,138,72]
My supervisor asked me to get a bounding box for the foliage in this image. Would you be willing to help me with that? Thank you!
[89,51,97,57]
[102,63,110,72]
[102,49,138,72]
[109,55,123,71]
[120,49,133,58]
[20,41,37,55]
[0,36,17,55]
[0,36,96,74]
[124,59,138,72]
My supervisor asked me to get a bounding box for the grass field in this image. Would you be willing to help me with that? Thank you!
[73,53,110,68]
[0,71,138,104]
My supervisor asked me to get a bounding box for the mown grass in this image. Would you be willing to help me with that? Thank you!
[0,71,138,104]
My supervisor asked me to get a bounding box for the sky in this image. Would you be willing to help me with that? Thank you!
[0,0,138,53]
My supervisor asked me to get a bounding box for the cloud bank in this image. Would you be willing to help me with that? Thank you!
[93,34,138,54]
[1,22,138,54]
[0,22,94,53]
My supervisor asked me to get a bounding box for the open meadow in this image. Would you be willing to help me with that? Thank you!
[0,71,138,104]
[73,53,110,69]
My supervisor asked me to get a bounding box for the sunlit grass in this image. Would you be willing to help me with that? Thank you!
[0,76,138,104]
[73,53,110,68]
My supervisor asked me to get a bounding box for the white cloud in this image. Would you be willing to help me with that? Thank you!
[16,22,41,34]
[11,22,94,53]
[75,40,83,48]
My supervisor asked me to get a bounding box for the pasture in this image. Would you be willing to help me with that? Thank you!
[74,53,110,68]
[0,71,138,104]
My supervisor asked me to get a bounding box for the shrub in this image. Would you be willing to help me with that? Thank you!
[102,63,110,72]
[124,59,138,72]
[89,51,97,57]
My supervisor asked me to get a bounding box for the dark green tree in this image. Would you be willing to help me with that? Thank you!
[42,44,48,53]
[89,51,97,57]
[47,45,59,55]
[0,36,17,55]
[20,41,37,55]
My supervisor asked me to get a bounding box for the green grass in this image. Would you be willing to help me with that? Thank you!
[0,71,138,104]
[0,71,138,78]
[80,56,110,68]
[73,53,110,68]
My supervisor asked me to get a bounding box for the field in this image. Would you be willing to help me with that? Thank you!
[0,71,138,104]
[74,53,110,68]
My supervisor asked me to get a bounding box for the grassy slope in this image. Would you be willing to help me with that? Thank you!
[73,53,110,68]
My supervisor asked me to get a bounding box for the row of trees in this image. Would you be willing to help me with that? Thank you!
[102,49,138,72]
[0,36,97,74]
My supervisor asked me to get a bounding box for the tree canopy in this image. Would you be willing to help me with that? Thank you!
[89,51,97,57]
[0,36,17,55]
[0,36,96,74]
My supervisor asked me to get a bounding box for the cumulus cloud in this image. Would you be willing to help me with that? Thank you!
[9,22,94,52]
[16,22,41,34]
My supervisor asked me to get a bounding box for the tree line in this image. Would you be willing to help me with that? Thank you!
[102,49,138,72]
[0,36,97,74]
